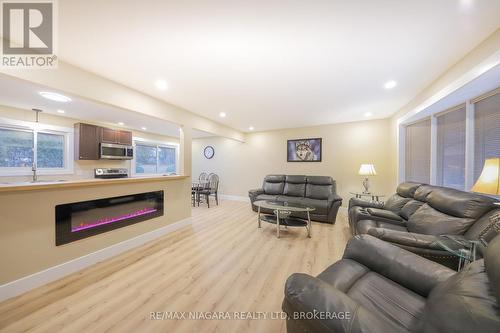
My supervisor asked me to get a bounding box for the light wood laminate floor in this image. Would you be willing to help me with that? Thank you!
[0,200,351,333]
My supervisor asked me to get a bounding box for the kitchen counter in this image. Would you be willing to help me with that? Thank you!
[0,174,188,193]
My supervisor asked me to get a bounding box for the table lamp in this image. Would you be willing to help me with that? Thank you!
[471,158,500,195]
[471,158,500,245]
[358,164,377,194]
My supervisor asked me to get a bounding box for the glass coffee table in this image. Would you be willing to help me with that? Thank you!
[253,200,315,238]
[435,235,480,271]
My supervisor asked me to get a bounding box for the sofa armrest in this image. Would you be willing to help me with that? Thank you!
[343,235,455,297]
[283,273,400,333]
[328,193,342,203]
[248,188,264,201]
[366,208,402,221]
[366,228,443,250]
[348,197,384,210]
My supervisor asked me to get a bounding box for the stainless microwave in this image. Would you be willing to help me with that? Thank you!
[100,143,134,160]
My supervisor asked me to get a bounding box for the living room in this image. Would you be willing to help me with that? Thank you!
[0,1,500,332]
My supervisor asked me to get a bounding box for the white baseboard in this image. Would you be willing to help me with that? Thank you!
[0,217,192,302]
[219,194,250,202]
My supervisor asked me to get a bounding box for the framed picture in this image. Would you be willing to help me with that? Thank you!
[287,138,322,162]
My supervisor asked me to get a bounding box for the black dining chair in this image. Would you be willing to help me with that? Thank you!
[192,172,209,207]
[198,174,219,208]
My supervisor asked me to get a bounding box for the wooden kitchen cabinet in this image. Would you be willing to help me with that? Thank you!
[100,127,132,145]
[117,130,132,145]
[101,127,117,143]
[74,123,100,160]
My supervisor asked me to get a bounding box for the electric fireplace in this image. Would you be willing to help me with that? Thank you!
[56,191,164,245]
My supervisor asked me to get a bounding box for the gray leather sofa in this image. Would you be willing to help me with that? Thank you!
[282,234,500,333]
[249,175,342,224]
[348,183,499,269]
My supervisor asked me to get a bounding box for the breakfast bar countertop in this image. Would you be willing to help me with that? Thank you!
[0,175,188,193]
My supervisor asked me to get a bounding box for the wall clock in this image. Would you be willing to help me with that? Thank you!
[204,146,215,159]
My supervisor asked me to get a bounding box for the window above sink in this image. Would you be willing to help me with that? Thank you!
[0,117,74,176]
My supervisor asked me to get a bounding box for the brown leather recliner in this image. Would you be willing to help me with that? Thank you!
[282,234,500,333]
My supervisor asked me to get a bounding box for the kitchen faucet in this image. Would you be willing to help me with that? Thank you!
[31,108,42,183]
[32,162,38,182]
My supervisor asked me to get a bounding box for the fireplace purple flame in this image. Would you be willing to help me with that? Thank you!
[56,191,164,245]
[71,207,158,232]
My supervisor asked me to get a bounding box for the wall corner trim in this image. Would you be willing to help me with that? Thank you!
[0,217,193,302]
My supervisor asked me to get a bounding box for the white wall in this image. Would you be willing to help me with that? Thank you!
[192,119,394,205]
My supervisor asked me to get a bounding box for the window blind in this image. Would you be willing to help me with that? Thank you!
[436,107,466,190]
[405,119,431,183]
[474,91,500,183]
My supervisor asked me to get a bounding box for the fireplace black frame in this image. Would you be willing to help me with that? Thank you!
[55,191,164,246]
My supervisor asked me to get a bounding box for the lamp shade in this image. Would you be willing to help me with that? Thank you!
[471,158,500,195]
[358,164,377,176]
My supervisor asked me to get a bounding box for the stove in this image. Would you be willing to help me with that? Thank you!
[94,168,128,179]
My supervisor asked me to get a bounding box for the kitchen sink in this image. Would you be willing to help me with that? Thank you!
[0,179,68,185]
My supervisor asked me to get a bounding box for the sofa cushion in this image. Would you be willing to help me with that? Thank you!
[396,182,423,198]
[413,185,436,202]
[400,199,424,220]
[276,195,305,206]
[357,219,408,235]
[464,208,500,241]
[283,175,306,197]
[301,198,329,215]
[384,194,411,213]
[305,176,334,200]
[262,175,285,195]
[317,259,370,292]
[306,176,333,185]
[416,259,500,333]
[367,208,403,221]
[426,187,497,219]
[347,271,425,332]
[255,194,279,202]
[407,204,475,235]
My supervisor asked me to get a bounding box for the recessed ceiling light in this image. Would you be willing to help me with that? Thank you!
[459,0,474,10]
[118,122,124,126]
[39,92,72,102]
[364,112,373,117]
[155,79,168,91]
[384,80,397,90]
[141,126,147,130]
[249,126,254,131]
[57,109,65,114]
[219,112,226,118]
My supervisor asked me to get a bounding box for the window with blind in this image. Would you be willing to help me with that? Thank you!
[134,141,178,175]
[436,107,466,190]
[405,119,431,183]
[474,91,500,183]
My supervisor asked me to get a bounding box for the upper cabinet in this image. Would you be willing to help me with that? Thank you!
[100,127,132,145]
[101,127,117,143]
[74,123,100,160]
[74,123,133,160]
[117,130,132,145]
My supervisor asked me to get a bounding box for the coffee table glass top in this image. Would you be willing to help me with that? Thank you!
[253,200,315,212]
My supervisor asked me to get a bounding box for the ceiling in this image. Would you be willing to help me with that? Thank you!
[0,75,213,138]
[54,1,499,132]
[404,63,500,123]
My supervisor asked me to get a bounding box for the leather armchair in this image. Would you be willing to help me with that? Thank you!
[283,234,500,333]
